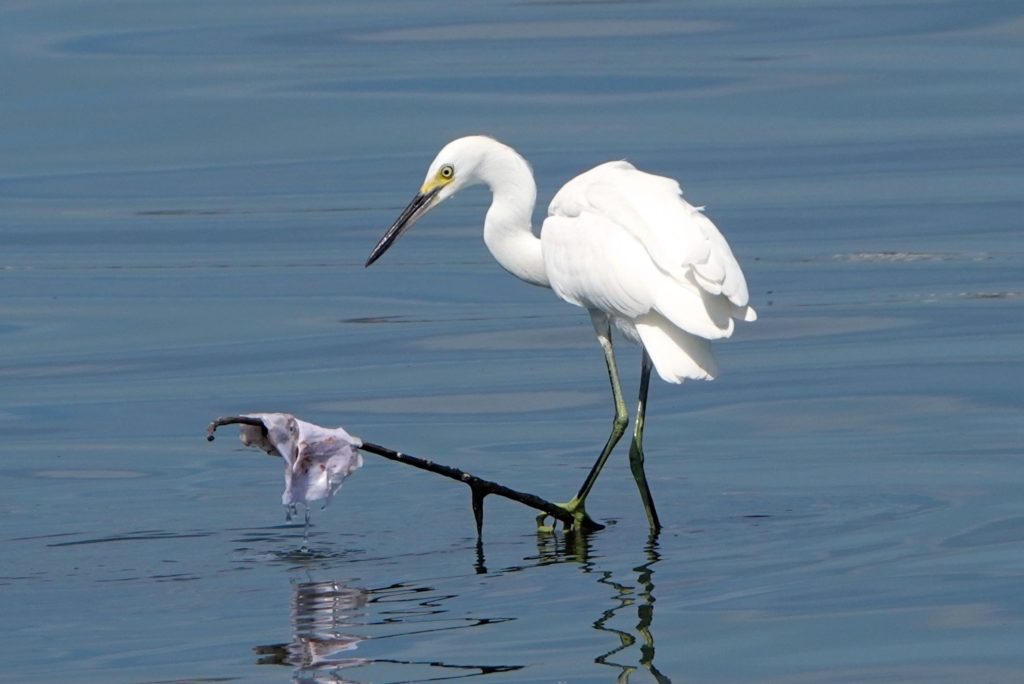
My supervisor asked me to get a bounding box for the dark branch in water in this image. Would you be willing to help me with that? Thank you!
[206,416,604,536]
[358,441,604,534]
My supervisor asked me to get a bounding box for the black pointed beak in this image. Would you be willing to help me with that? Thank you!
[365,186,442,267]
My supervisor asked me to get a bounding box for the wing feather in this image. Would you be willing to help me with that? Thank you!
[542,212,731,340]
[550,161,754,312]
[542,159,756,381]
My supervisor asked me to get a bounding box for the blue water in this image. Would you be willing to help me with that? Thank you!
[2,1,1023,682]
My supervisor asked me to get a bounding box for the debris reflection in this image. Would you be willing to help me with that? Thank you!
[254,579,369,680]
[256,576,522,682]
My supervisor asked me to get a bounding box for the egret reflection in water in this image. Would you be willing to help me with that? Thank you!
[366,136,756,532]
[252,537,668,682]
[532,533,670,682]
[593,540,671,683]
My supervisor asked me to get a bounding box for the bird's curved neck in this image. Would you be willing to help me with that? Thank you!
[477,145,549,288]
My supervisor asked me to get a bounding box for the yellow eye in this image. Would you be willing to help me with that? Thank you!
[439,164,454,179]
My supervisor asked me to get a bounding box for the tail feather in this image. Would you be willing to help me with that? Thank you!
[654,282,733,340]
[635,312,719,383]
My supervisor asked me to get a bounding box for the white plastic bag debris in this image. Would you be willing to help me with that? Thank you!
[238,413,363,507]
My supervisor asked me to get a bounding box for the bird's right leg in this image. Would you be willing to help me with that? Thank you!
[537,313,628,532]
[628,349,661,531]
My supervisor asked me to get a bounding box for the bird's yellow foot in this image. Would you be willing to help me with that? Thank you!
[535,497,603,533]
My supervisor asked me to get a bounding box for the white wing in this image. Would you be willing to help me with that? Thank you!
[550,161,754,311]
[541,161,756,382]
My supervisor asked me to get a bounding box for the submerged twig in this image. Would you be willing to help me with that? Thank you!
[206,415,604,536]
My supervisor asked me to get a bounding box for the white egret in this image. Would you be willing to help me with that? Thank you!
[366,136,756,532]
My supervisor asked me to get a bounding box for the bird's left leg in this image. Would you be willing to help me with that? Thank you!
[537,313,627,533]
[629,350,662,531]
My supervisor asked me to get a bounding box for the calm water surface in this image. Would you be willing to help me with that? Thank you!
[2,1,1022,682]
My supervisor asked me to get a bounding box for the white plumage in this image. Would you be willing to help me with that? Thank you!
[542,159,756,382]
[366,135,756,531]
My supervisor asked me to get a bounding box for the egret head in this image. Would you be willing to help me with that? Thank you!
[365,136,498,267]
